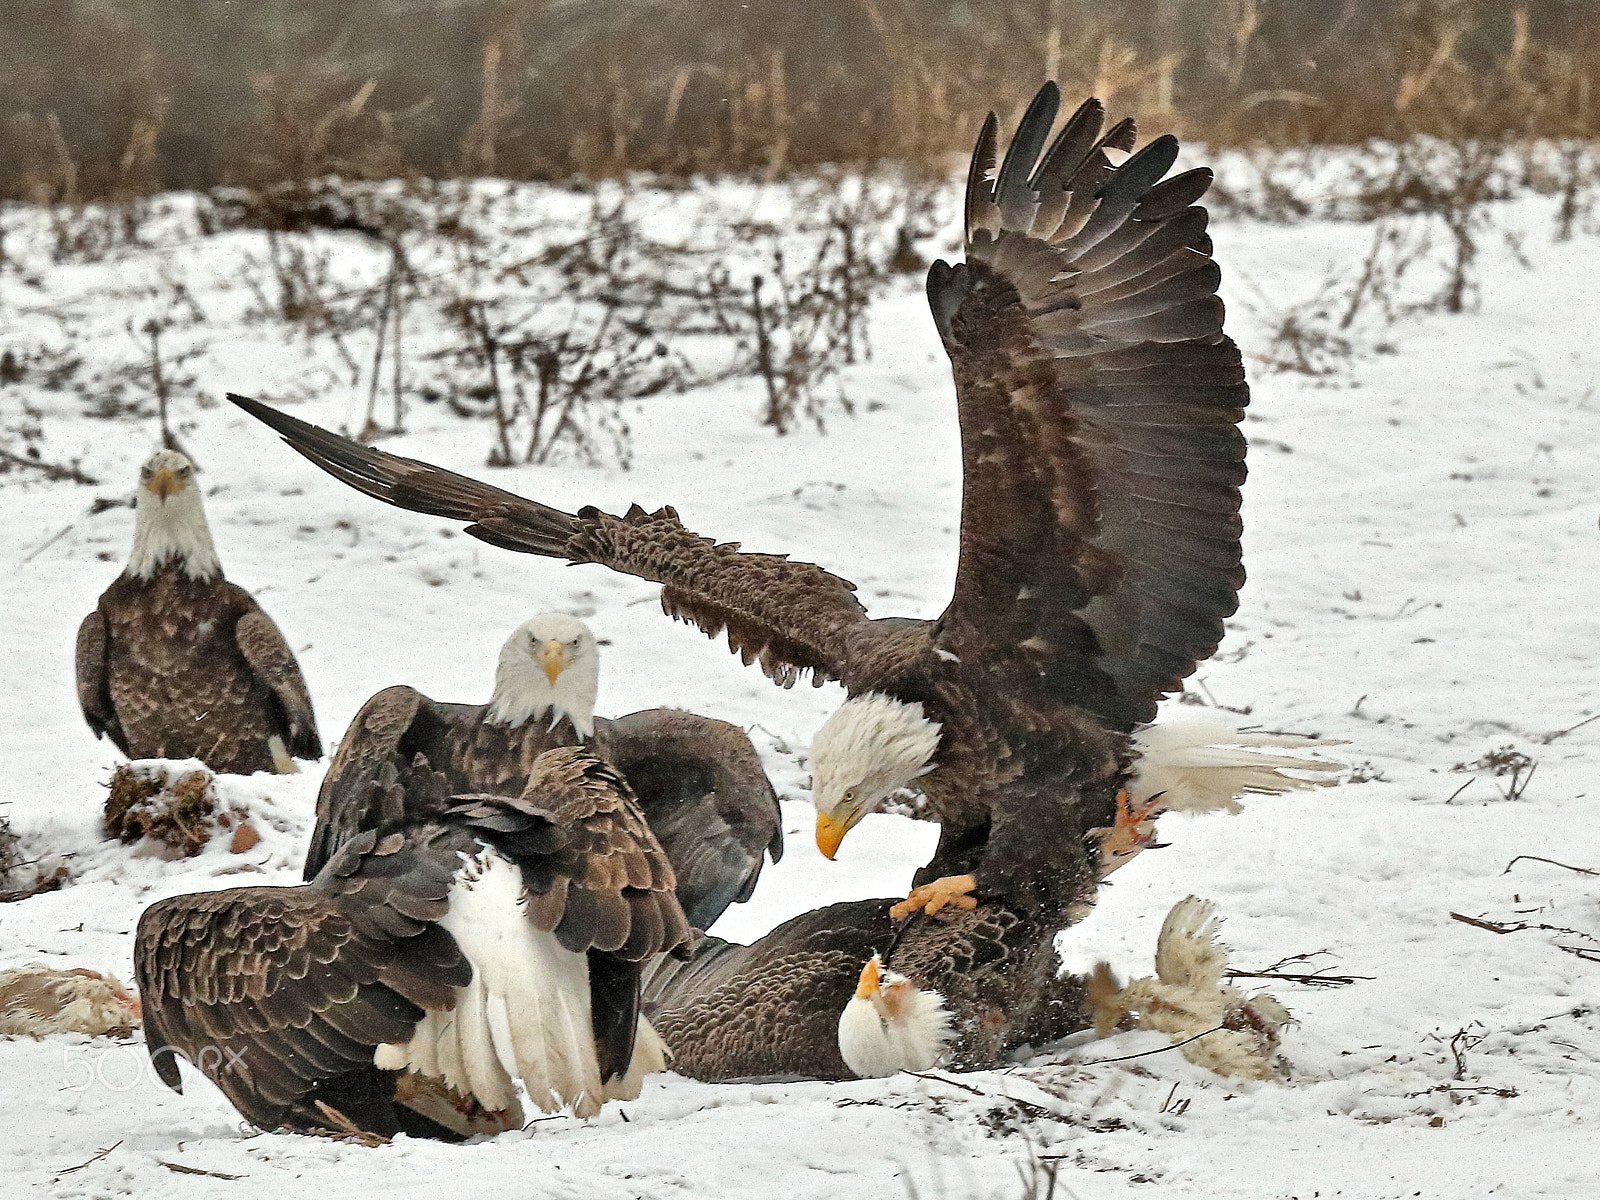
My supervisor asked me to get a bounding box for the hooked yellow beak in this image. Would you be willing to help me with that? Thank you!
[816,810,849,860]
[145,467,182,500]
[539,639,568,687]
[854,955,882,1000]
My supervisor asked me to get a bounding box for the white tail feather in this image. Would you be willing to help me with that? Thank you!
[1130,717,1345,814]
[375,848,665,1120]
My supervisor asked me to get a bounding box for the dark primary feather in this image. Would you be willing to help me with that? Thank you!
[230,393,870,689]
[74,610,126,753]
[931,81,1249,728]
[305,685,484,879]
[234,606,323,760]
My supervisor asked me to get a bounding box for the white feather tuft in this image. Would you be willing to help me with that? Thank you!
[125,450,220,581]
[376,847,662,1120]
[836,959,953,1078]
[1095,896,1292,1082]
[485,613,600,738]
[1129,717,1345,815]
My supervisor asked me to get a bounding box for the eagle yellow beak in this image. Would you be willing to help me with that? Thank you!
[816,810,848,860]
[539,639,568,687]
[854,955,882,1000]
[146,467,182,500]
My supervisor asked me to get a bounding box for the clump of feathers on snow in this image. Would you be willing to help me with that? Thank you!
[103,760,255,857]
[1089,896,1291,1082]
[0,965,142,1037]
[1129,718,1345,815]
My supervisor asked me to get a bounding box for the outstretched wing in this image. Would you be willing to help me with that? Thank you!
[929,83,1248,729]
[232,597,323,761]
[75,608,127,753]
[230,395,869,688]
[135,827,469,1134]
[305,685,468,879]
[595,707,783,931]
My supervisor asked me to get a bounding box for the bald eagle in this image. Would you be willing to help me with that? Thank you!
[76,449,322,774]
[232,82,1314,919]
[310,613,782,930]
[643,893,1084,1081]
[136,746,691,1136]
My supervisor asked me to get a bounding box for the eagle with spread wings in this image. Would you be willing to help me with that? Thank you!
[233,82,1249,920]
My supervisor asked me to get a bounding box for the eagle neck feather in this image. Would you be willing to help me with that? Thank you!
[485,640,597,739]
[125,487,220,582]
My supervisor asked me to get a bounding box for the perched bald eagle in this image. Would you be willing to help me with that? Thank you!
[643,894,1084,1081]
[76,449,321,774]
[232,81,1326,920]
[309,613,782,930]
[136,747,691,1136]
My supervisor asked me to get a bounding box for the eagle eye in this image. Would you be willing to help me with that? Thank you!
[843,788,857,804]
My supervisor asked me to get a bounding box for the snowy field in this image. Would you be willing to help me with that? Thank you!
[2,165,1599,1198]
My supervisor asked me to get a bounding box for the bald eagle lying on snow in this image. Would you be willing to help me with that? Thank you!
[76,449,321,775]
[232,81,1340,925]
[309,612,783,931]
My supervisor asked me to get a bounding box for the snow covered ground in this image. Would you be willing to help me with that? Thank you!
[2,166,1599,1198]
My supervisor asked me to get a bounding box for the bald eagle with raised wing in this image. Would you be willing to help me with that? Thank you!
[76,449,321,775]
[232,82,1328,920]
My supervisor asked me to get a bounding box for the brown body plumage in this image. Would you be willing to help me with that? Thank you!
[307,613,782,930]
[232,81,1247,919]
[135,747,691,1136]
[76,450,321,774]
[310,687,782,931]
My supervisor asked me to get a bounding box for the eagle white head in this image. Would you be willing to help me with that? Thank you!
[486,612,600,737]
[125,449,220,581]
[836,954,954,1078]
[810,693,941,860]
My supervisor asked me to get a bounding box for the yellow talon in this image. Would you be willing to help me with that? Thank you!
[890,873,978,919]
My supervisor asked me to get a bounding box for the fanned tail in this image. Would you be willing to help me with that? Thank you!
[1130,717,1345,814]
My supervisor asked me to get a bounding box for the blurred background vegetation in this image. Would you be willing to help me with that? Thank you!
[5,0,1600,200]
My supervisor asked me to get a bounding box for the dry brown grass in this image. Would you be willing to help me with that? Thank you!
[4,2,1600,199]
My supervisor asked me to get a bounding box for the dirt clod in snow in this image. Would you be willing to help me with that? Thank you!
[103,761,222,857]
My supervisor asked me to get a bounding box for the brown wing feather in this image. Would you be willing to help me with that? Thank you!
[74,607,127,753]
[234,601,323,760]
[305,685,466,879]
[595,708,783,931]
[135,825,470,1133]
[446,747,692,962]
[229,394,868,687]
[450,747,693,1084]
[929,84,1248,728]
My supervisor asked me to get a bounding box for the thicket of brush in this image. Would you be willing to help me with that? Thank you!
[5,1,1600,200]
